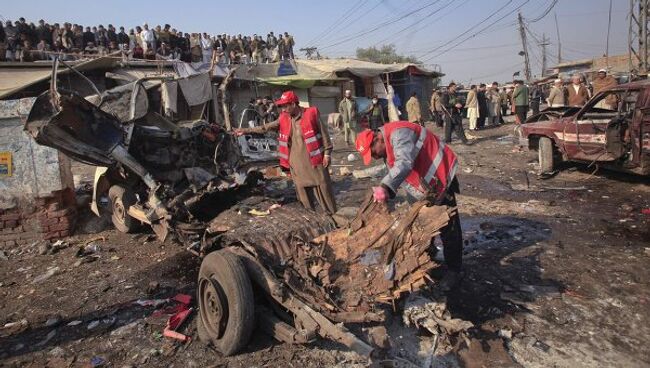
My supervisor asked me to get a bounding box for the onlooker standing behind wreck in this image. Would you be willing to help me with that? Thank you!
[466,85,479,131]
[592,69,618,110]
[141,24,155,52]
[339,90,358,146]
[406,92,422,125]
[567,74,590,107]
[284,32,294,60]
[512,80,529,124]
[546,79,565,107]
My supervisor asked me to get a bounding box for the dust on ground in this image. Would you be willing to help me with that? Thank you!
[1,117,648,368]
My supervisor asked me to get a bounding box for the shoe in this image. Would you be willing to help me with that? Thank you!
[438,270,463,292]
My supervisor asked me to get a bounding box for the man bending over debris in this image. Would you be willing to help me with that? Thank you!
[355,122,463,290]
[236,91,337,214]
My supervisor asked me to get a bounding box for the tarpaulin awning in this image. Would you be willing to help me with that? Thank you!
[0,56,120,99]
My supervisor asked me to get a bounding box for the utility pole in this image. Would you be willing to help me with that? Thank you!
[629,0,649,74]
[517,12,532,82]
[540,33,550,77]
[554,12,562,64]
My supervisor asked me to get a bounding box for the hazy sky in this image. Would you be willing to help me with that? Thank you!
[1,0,628,83]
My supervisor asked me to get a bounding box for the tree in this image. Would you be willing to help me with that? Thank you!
[355,44,421,64]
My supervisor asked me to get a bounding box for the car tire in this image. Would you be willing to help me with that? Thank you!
[197,250,255,356]
[538,136,556,173]
[108,185,141,233]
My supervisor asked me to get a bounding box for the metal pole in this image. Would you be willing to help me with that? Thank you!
[554,12,562,64]
[518,12,532,82]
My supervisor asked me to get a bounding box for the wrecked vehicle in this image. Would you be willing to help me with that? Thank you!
[521,80,650,176]
[24,60,458,358]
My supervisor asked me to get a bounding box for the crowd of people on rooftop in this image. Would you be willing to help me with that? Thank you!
[0,17,296,65]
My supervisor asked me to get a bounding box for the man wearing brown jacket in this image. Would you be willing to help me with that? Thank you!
[567,74,590,107]
[592,69,618,110]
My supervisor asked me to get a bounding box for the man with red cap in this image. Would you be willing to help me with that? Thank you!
[355,122,463,289]
[236,91,336,214]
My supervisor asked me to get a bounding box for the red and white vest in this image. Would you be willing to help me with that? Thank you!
[383,121,458,199]
[277,107,324,169]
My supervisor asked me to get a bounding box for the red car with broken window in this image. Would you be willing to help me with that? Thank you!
[520,79,650,176]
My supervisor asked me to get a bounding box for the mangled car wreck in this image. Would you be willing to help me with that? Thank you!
[24,60,460,358]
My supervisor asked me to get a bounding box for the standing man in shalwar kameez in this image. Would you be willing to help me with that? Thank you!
[236,91,337,214]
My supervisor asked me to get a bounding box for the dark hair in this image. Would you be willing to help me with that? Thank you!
[411,92,417,97]
[448,82,456,88]
[479,83,486,88]
[470,84,476,89]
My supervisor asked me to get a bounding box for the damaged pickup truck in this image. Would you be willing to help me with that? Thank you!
[24,60,460,358]
[521,80,650,176]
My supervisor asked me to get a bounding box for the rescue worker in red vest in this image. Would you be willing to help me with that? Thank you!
[235,91,337,214]
[355,122,463,289]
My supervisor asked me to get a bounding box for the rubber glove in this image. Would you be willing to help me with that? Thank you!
[372,186,388,203]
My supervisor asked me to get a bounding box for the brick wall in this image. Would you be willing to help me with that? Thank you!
[0,188,77,247]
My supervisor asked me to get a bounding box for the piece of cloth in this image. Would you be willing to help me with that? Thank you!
[161,81,178,116]
[177,72,212,106]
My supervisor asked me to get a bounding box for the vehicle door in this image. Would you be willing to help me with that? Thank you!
[561,89,638,162]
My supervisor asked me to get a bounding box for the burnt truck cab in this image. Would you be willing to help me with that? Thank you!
[521,80,650,176]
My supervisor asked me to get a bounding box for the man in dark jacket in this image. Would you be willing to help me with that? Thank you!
[477,84,488,130]
[441,83,469,145]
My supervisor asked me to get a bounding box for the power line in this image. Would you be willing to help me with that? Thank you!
[527,0,558,23]
[418,0,515,57]
[421,0,531,62]
[318,0,443,50]
[371,0,456,47]
[304,0,367,47]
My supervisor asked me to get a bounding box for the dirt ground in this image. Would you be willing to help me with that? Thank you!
[1,115,649,368]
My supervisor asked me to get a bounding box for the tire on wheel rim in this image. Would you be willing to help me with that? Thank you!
[108,185,141,233]
[197,250,254,356]
[538,136,556,174]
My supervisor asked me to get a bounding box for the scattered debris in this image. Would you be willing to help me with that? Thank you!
[134,298,169,308]
[362,326,391,349]
[45,315,62,327]
[87,320,100,330]
[352,165,387,179]
[147,281,160,295]
[248,208,270,217]
[32,266,61,284]
[0,319,29,337]
[498,328,513,340]
[49,346,67,358]
[38,242,52,255]
[90,356,106,367]
[403,294,474,335]
[0,250,8,261]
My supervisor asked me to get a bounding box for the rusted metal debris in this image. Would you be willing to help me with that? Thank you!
[210,190,455,355]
